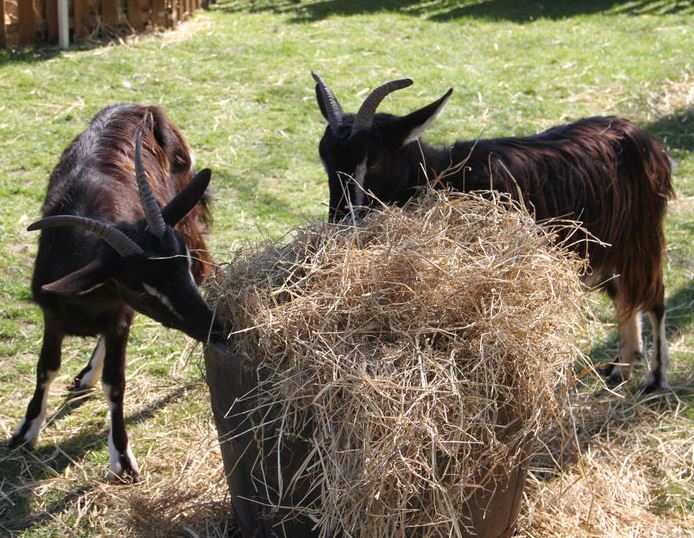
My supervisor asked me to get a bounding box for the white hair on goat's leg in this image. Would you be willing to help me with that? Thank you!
[644,310,670,391]
[12,370,59,448]
[74,338,106,390]
[102,382,139,478]
[609,309,643,384]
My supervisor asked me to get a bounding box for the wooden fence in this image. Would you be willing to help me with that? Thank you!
[1,0,216,48]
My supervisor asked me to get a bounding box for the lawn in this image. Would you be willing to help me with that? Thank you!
[0,0,692,536]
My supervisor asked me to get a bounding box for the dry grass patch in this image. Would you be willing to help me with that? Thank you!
[521,393,694,537]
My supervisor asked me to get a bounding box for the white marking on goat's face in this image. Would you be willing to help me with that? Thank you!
[143,283,184,321]
[185,247,195,284]
[77,282,106,296]
[352,158,368,206]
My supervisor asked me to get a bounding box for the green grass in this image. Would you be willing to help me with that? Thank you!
[0,1,692,535]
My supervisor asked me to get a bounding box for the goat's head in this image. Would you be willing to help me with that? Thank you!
[313,72,453,222]
[28,132,221,343]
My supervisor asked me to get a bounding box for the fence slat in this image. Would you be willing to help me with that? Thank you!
[73,0,90,40]
[46,0,59,42]
[101,0,119,32]
[152,0,166,28]
[19,0,36,44]
[0,0,7,48]
[128,0,143,31]
[176,0,183,24]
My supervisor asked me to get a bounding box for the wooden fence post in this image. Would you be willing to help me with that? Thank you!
[19,0,36,44]
[128,0,143,31]
[101,0,120,33]
[152,0,166,28]
[73,0,90,40]
[0,0,7,48]
[176,0,184,24]
[46,0,59,43]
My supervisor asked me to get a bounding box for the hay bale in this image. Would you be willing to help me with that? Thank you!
[208,190,588,537]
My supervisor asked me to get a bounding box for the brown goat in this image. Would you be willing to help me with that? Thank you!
[314,74,674,393]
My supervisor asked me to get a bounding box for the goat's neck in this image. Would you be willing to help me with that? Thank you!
[406,140,479,190]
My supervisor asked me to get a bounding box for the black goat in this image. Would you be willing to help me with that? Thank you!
[313,73,674,394]
[9,104,221,481]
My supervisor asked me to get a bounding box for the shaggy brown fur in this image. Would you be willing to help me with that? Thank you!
[443,117,674,319]
[42,104,212,281]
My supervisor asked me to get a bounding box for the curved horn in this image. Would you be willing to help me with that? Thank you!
[28,216,144,257]
[135,130,166,238]
[351,78,413,135]
[312,71,344,135]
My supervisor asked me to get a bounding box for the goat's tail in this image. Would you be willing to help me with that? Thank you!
[609,121,674,316]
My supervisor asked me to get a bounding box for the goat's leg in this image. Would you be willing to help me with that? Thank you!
[606,295,643,386]
[609,310,642,384]
[69,337,105,391]
[643,300,670,393]
[9,312,64,449]
[102,318,139,482]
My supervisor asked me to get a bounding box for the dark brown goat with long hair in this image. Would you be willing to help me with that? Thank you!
[313,73,674,394]
[9,104,221,481]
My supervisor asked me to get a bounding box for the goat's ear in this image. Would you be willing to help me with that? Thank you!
[385,88,453,148]
[315,84,330,122]
[162,168,212,226]
[150,106,192,174]
[42,259,115,296]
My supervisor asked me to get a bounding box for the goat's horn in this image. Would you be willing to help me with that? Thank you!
[28,216,144,257]
[135,130,167,238]
[312,71,344,135]
[351,78,413,134]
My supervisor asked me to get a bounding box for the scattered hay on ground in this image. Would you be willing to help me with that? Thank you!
[210,190,589,537]
[520,393,694,538]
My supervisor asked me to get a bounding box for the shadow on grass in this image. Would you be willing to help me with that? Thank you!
[0,40,107,67]
[0,381,198,534]
[214,0,693,23]
[646,107,694,152]
[0,47,63,66]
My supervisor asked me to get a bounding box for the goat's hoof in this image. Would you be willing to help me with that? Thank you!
[598,361,631,386]
[605,366,631,387]
[7,433,34,451]
[112,466,140,484]
[7,423,39,451]
[67,378,95,393]
[109,452,141,484]
[639,374,670,397]
[598,362,615,378]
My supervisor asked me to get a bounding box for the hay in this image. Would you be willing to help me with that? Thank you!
[520,393,694,537]
[210,190,589,537]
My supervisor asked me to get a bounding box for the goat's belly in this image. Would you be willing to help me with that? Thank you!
[36,288,130,336]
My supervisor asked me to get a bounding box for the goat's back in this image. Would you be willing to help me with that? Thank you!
[36,104,212,292]
[449,117,673,313]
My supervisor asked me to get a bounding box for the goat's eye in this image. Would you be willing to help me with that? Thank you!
[367,157,380,171]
